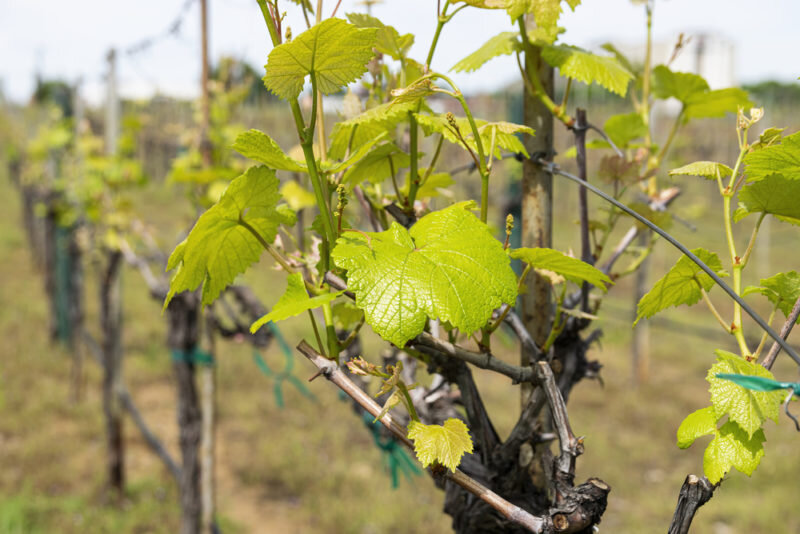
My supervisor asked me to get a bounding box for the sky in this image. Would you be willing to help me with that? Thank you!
[1,0,798,105]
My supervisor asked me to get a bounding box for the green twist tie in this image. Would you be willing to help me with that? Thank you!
[252,321,317,407]
[360,411,422,489]
[171,348,215,366]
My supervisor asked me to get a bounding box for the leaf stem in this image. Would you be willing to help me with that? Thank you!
[699,286,732,334]
[425,0,451,68]
[406,112,419,210]
[307,309,326,356]
[740,213,765,268]
[398,382,420,423]
[753,303,779,361]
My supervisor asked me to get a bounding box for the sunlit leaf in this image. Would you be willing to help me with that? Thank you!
[407,418,474,472]
[250,273,343,332]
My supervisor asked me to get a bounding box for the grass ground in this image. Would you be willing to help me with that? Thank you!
[1,121,800,534]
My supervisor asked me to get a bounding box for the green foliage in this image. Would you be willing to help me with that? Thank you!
[451,32,519,73]
[415,114,533,159]
[703,421,765,484]
[346,13,413,61]
[707,350,784,437]
[250,273,343,333]
[233,130,306,172]
[263,18,378,101]
[677,407,717,449]
[669,161,733,180]
[165,166,295,307]
[603,112,646,149]
[280,180,317,211]
[744,131,800,182]
[331,202,517,347]
[540,44,633,96]
[407,418,473,472]
[736,174,800,224]
[329,100,417,160]
[342,143,413,187]
[652,65,751,121]
[635,248,728,325]
[510,247,611,290]
[743,271,800,320]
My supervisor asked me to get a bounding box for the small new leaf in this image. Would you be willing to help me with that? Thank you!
[407,418,474,472]
[603,112,646,149]
[669,161,733,180]
[635,248,727,325]
[745,131,800,182]
[510,247,611,291]
[451,32,520,73]
[165,166,295,308]
[677,406,718,449]
[332,202,517,347]
[707,350,784,437]
[743,271,800,321]
[346,13,413,61]
[264,18,377,101]
[233,130,306,172]
[250,273,343,333]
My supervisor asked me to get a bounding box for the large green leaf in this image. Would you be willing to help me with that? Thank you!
[233,130,306,172]
[677,406,718,449]
[165,166,296,307]
[743,271,800,320]
[407,418,473,472]
[510,247,611,290]
[603,112,646,149]
[264,18,377,101]
[451,32,520,73]
[652,65,709,103]
[635,248,727,325]
[684,88,752,121]
[669,161,733,180]
[541,44,633,96]
[250,272,343,332]
[707,350,784,437]
[652,66,750,120]
[745,131,800,182]
[736,174,800,223]
[331,202,517,347]
[703,421,765,484]
[346,13,413,60]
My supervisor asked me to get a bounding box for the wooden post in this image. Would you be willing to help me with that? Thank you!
[520,38,554,406]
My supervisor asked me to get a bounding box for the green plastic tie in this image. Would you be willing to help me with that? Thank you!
[170,348,215,366]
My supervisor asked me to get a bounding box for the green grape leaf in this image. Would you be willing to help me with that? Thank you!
[677,406,718,449]
[342,143,412,186]
[280,180,317,211]
[407,418,474,472]
[264,18,377,101]
[707,350,784,437]
[405,171,455,199]
[319,134,385,174]
[416,114,533,158]
[652,65,709,103]
[743,271,800,320]
[331,202,517,347]
[635,248,727,325]
[669,161,733,180]
[346,12,413,60]
[455,0,505,8]
[745,131,800,182]
[233,130,306,172]
[510,247,611,290]
[165,166,296,307]
[250,273,343,332]
[329,100,417,160]
[528,0,563,43]
[736,174,800,222]
[684,88,752,121]
[703,421,765,484]
[750,127,786,152]
[451,32,520,73]
[541,44,633,96]
[603,112,646,148]
[332,300,364,330]
[600,42,635,77]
